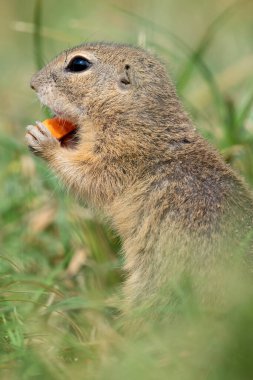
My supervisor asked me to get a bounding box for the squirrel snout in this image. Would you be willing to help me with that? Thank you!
[30,72,41,92]
[30,82,36,91]
[30,78,37,91]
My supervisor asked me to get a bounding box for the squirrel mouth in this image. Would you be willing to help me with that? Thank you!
[60,127,79,148]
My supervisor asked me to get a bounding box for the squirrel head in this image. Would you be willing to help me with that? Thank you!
[31,42,188,125]
[31,42,191,157]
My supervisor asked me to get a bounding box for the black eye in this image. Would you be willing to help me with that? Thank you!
[66,56,92,72]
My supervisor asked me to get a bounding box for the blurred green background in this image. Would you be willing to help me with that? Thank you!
[1,0,253,379]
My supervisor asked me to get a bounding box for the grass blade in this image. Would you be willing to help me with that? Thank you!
[33,0,44,70]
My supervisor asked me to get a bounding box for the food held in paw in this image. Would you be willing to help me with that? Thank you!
[42,118,76,139]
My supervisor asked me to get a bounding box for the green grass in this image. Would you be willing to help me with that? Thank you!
[1,0,253,378]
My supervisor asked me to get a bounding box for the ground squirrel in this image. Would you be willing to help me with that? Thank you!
[26,42,253,320]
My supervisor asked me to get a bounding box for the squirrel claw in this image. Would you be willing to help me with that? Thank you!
[25,123,60,157]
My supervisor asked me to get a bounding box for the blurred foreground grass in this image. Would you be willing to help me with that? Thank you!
[1,0,253,378]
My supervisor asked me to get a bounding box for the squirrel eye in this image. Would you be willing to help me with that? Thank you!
[66,56,92,72]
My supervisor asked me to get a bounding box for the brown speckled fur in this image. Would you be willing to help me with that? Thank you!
[26,42,253,320]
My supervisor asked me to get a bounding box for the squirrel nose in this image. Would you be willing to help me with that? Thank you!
[30,80,36,91]
[30,73,39,91]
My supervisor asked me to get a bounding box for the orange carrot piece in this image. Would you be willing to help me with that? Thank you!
[43,118,76,139]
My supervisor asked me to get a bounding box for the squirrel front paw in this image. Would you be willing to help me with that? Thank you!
[26,121,60,158]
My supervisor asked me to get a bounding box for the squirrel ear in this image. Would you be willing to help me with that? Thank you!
[118,64,132,90]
